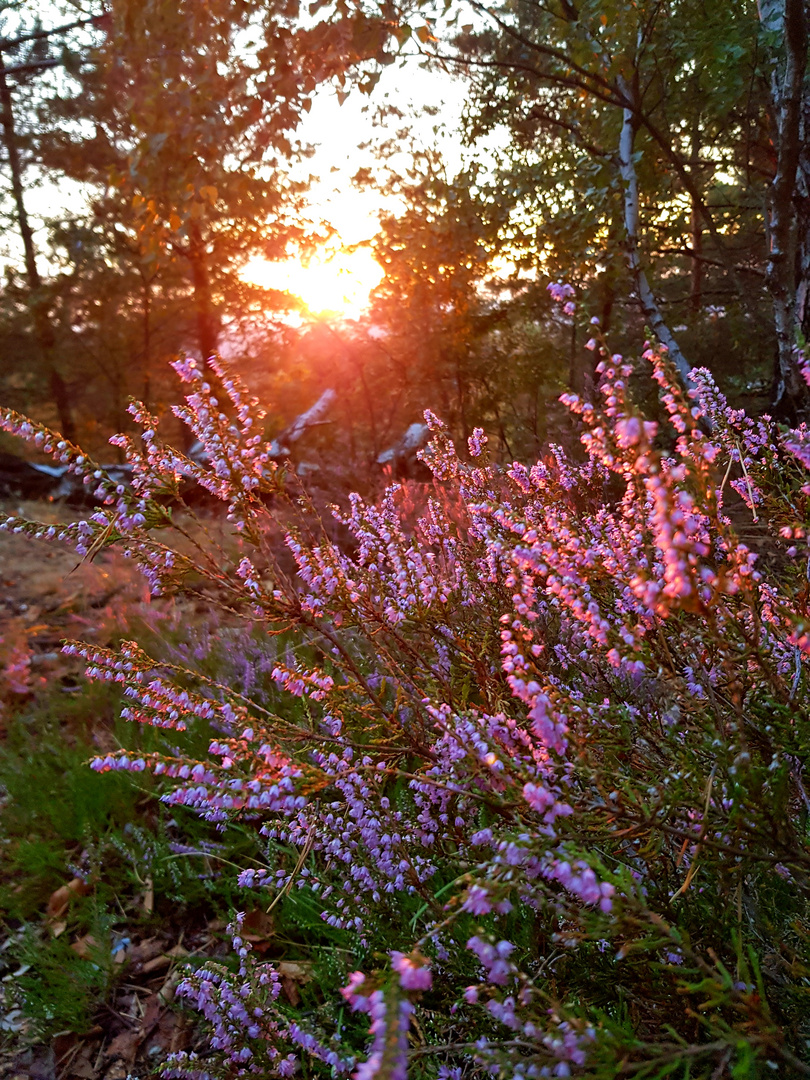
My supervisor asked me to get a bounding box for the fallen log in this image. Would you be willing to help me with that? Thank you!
[377,422,431,479]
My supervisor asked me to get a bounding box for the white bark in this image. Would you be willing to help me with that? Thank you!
[617,90,693,388]
[759,0,808,411]
[269,388,336,458]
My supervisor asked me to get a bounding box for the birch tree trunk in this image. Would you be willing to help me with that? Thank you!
[760,0,809,415]
[794,28,810,351]
[617,78,694,387]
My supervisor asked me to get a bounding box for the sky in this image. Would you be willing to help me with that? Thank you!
[5,7,470,318]
[296,59,468,243]
[239,55,470,315]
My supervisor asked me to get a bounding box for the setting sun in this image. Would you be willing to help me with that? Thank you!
[241,246,384,319]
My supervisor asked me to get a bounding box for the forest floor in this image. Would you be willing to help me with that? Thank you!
[0,500,300,1080]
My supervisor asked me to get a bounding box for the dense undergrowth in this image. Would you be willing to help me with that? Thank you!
[1,315,810,1078]
[0,587,367,1077]
[0,595,264,1036]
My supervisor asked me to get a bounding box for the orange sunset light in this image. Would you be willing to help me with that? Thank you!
[241,246,384,319]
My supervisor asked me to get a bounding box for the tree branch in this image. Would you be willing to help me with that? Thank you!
[617,79,692,386]
[0,13,107,51]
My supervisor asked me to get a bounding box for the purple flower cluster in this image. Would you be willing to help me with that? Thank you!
[467,936,516,986]
[165,915,353,1078]
[391,951,432,991]
[340,968,423,1080]
[5,344,810,1077]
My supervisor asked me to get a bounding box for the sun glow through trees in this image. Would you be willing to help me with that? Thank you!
[241,245,384,319]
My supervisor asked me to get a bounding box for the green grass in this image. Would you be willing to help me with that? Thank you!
[0,663,270,1039]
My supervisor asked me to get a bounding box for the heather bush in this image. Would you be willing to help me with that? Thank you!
[2,323,810,1078]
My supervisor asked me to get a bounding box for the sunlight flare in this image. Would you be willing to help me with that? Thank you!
[241,246,384,319]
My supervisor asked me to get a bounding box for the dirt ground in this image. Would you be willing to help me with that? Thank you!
[0,501,148,712]
[0,498,317,1080]
[0,503,197,1080]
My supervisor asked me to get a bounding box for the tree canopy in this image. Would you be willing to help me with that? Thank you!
[1,0,809,455]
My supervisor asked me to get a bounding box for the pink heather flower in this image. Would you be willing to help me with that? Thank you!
[784,429,810,473]
[547,282,575,303]
[467,937,515,985]
[614,416,642,449]
[391,952,432,991]
[463,885,493,915]
[523,782,573,825]
[468,427,488,458]
[9,334,810,1080]
[340,971,369,1012]
[523,782,554,812]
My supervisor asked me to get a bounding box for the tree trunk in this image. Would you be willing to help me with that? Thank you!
[794,41,810,351]
[187,221,219,361]
[689,119,704,314]
[617,78,693,387]
[48,368,76,444]
[690,201,703,314]
[0,51,76,440]
[760,0,809,416]
[140,269,152,409]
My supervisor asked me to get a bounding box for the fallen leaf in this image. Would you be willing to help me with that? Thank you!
[157,968,184,1005]
[103,1028,141,1067]
[140,993,162,1033]
[143,875,154,914]
[46,877,92,921]
[242,908,275,936]
[278,960,313,983]
[240,908,275,950]
[53,1031,79,1067]
[70,1053,97,1079]
[128,937,166,966]
[70,934,97,959]
[142,943,189,975]
[170,1016,191,1055]
[278,960,313,1006]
